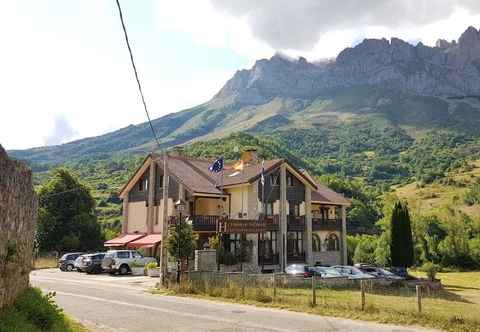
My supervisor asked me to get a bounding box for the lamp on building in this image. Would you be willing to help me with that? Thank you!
[174,199,186,283]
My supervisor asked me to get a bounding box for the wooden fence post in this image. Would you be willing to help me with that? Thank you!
[361,280,366,311]
[416,285,422,313]
[241,272,246,298]
[311,275,316,306]
[272,273,277,299]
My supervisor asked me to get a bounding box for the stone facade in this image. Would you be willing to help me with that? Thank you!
[0,145,38,310]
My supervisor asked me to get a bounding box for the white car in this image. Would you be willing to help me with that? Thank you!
[101,250,156,275]
[332,265,376,280]
[73,254,88,272]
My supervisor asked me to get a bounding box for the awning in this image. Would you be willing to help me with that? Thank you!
[127,234,162,249]
[104,233,146,247]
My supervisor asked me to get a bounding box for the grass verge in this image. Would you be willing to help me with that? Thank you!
[0,288,88,332]
[154,272,480,332]
[34,257,58,270]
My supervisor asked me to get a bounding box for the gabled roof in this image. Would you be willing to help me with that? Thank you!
[120,154,348,200]
[301,170,351,206]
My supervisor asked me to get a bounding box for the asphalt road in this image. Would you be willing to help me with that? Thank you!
[31,269,437,332]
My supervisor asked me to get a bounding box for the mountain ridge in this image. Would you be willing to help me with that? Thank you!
[9,26,480,168]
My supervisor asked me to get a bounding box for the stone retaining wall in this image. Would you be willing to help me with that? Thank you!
[0,145,37,310]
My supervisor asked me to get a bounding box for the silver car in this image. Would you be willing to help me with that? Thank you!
[332,265,376,280]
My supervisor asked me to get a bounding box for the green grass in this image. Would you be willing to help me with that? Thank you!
[0,288,88,332]
[156,272,480,332]
[395,160,480,219]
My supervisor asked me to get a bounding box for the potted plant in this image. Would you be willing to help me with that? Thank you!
[146,261,160,277]
[130,261,146,276]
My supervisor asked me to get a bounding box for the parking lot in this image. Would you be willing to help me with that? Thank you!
[32,267,159,291]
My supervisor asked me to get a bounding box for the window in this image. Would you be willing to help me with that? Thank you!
[138,178,144,192]
[117,251,130,259]
[326,233,340,251]
[132,251,142,259]
[287,231,303,256]
[260,231,277,258]
[312,233,321,252]
[266,202,274,216]
[270,174,279,186]
[224,234,242,254]
[287,175,293,186]
[289,202,300,216]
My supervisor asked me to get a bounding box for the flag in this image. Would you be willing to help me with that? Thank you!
[209,157,224,173]
[261,160,265,186]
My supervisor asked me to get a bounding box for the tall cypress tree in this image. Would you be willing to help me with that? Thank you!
[390,201,414,268]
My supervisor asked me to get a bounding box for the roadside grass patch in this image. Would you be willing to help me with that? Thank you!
[0,288,88,332]
[157,272,480,332]
[34,257,58,270]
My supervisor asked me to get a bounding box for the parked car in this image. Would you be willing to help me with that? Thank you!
[80,253,106,274]
[355,265,404,280]
[285,264,313,278]
[58,252,84,271]
[101,250,156,275]
[74,254,88,272]
[310,266,344,278]
[332,265,376,280]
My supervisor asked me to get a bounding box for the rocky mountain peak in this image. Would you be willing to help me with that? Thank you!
[214,26,480,105]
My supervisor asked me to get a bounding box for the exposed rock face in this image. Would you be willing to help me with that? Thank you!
[216,27,480,105]
[0,145,38,310]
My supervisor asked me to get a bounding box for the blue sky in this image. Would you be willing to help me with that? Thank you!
[1,0,480,150]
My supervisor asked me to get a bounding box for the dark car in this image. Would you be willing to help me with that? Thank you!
[58,252,84,271]
[82,253,106,274]
[285,264,313,278]
[356,264,404,280]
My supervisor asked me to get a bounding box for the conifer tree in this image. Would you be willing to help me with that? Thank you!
[390,201,414,268]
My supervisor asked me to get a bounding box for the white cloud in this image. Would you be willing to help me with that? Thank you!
[44,115,78,146]
[0,1,237,150]
[154,0,274,65]
[3,0,480,151]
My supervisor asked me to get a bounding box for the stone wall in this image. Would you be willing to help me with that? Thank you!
[0,145,37,310]
[194,249,217,272]
[312,251,341,266]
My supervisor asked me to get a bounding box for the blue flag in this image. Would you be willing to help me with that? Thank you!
[209,157,224,173]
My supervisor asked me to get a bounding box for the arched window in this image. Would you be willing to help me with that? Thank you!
[326,233,339,251]
[312,233,321,252]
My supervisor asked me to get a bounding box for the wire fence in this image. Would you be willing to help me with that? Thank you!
[159,269,480,332]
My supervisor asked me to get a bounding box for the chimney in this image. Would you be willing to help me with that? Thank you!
[242,148,258,165]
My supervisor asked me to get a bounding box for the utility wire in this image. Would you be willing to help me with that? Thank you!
[114,0,161,149]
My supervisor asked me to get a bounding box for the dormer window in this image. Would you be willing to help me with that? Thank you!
[287,175,294,186]
[270,174,279,186]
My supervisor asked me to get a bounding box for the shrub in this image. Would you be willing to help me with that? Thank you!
[145,262,158,270]
[13,288,63,330]
[254,288,272,303]
[420,262,440,281]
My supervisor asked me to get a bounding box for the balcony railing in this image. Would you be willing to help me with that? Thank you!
[287,215,305,231]
[192,215,219,232]
[312,218,342,231]
[264,215,280,231]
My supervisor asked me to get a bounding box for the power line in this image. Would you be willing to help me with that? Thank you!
[114,0,161,149]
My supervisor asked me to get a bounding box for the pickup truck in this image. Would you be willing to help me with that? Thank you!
[101,250,156,275]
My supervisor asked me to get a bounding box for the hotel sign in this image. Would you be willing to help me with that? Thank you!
[218,219,266,234]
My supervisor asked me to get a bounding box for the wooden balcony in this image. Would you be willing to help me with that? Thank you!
[312,218,342,231]
[192,215,219,232]
[264,215,280,231]
[287,215,305,231]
